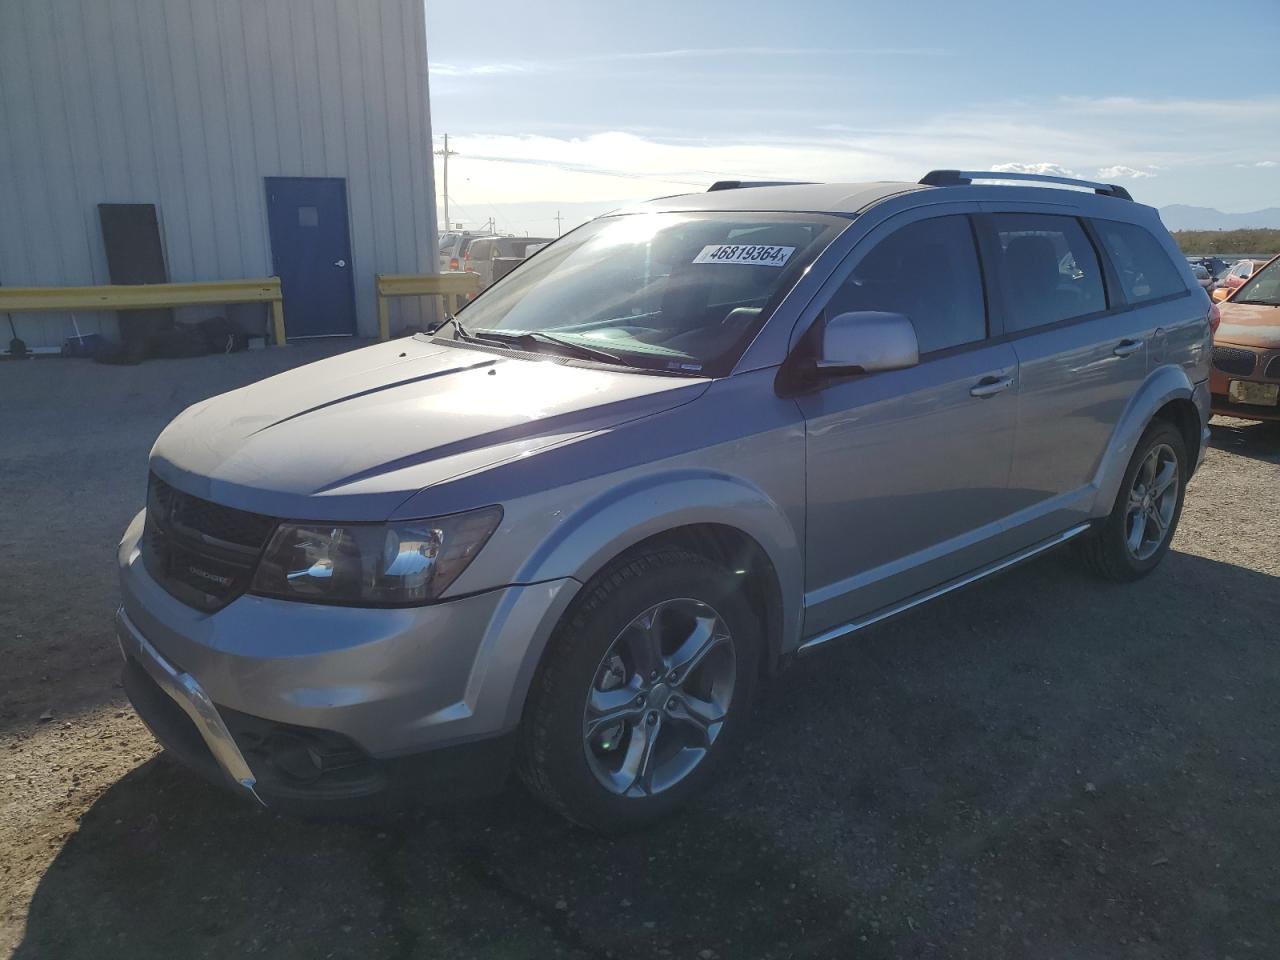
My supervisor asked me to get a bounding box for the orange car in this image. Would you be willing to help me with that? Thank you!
[1211,259,1269,302]
[1209,252,1280,421]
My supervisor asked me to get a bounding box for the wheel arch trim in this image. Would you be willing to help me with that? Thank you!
[501,470,803,725]
[1091,364,1203,516]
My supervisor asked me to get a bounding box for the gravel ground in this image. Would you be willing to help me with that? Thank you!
[2,350,1278,959]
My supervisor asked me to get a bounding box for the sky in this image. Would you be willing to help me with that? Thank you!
[424,0,1280,235]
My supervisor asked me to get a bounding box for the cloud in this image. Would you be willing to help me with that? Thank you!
[430,46,952,80]
[1057,95,1280,121]
[609,46,952,60]
[431,62,533,77]
[432,94,1280,222]
[992,162,1079,177]
[1096,165,1156,179]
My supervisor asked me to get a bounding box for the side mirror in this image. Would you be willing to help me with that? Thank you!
[818,311,919,374]
[1211,287,1230,303]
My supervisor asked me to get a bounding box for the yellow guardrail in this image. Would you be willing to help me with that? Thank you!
[375,272,483,341]
[0,278,288,345]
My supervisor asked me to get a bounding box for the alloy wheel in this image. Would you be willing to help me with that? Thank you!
[1125,442,1179,561]
[582,598,736,798]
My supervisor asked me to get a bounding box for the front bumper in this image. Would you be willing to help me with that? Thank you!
[1209,343,1280,421]
[117,605,263,804]
[116,510,578,808]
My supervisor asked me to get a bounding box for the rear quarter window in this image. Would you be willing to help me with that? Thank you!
[1093,219,1187,303]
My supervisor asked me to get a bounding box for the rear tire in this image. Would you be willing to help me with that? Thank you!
[519,548,760,833]
[1077,420,1187,582]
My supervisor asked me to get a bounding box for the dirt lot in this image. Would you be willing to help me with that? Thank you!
[2,349,1279,959]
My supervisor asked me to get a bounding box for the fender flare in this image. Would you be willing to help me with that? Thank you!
[1091,364,1199,516]
[497,470,804,727]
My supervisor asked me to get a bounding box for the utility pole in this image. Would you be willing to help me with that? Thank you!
[434,133,458,228]
[554,210,564,237]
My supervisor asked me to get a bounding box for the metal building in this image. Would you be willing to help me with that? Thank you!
[0,0,438,349]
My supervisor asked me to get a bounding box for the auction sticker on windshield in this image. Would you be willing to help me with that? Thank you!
[692,244,795,267]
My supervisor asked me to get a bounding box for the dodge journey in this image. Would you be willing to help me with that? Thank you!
[118,170,1213,830]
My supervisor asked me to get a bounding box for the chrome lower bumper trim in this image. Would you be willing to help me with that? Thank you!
[115,606,264,806]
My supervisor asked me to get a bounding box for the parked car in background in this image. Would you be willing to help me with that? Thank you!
[438,231,495,272]
[465,236,555,287]
[1190,263,1215,292]
[1212,259,1268,301]
[117,170,1211,831]
[1187,256,1230,280]
[1210,253,1280,421]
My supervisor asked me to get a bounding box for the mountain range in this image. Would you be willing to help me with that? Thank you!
[1158,205,1280,231]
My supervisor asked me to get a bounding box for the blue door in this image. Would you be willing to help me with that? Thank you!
[265,177,357,338]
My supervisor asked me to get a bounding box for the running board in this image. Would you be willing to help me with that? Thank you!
[797,523,1092,655]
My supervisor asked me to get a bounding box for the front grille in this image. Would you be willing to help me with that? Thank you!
[142,474,278,611]
[1266,356,1280,380]
[1212,346,1257,376]
[148,474,277,549]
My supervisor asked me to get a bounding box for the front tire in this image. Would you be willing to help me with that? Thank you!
[519,548,761,832]
[1078,419,1187,581]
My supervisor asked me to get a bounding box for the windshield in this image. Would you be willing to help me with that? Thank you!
[1234,258,1280,304]
[445,212,846,376]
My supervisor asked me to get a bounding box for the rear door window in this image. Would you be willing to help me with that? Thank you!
[1092,219,1187,303]
[496,239,551,257]
[825,215,987,354]
[988,214,1107,331]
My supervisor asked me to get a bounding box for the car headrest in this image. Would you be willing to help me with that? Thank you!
[1004,236,1060,295]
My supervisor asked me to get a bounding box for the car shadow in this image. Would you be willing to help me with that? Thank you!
[15,548,1280,959]
[1209,416,1280,462]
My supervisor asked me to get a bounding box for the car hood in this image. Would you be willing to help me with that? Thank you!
[151,337,709,521]
[1216,301,1280,350]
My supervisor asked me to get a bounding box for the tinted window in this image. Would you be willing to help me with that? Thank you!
[827,215,986,354]
[469,240,493,260]
[991,214,1106,331]
[495,238,553,257]
[1093,219,1187,303]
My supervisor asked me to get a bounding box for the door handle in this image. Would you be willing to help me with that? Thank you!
[1112,339,1142,358]
[334,259,346,267]
[969,375,1014,398]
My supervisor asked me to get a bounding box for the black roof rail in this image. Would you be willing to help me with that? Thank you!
[919,169,1133,201]
[707,180,815,192]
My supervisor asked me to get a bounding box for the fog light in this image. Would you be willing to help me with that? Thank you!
[268,733,324,782]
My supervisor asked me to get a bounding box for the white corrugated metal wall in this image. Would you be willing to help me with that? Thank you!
[0,0,438,347]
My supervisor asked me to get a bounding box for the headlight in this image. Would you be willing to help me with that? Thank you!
[250,506,503,606]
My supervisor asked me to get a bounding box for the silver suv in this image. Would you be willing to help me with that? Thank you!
[117,170,1212,830]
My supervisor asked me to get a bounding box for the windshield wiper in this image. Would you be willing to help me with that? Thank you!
[469,329,626,365]
[1232,299,1279,307]
[433,314,475,339]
